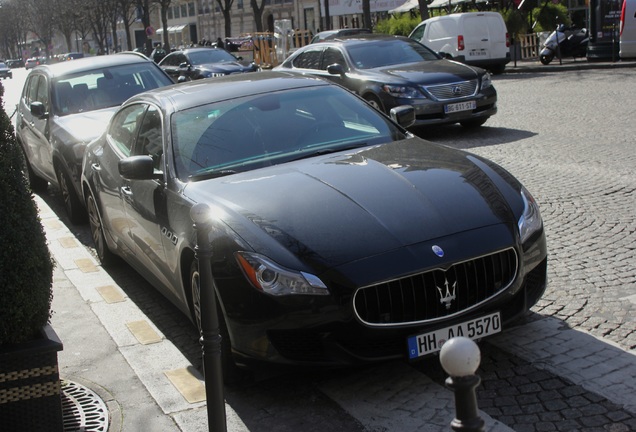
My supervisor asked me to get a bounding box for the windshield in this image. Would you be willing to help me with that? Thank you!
[172,85,407,180]
[188,49,237,65]
[347,39,440,69]
[52,62,172,116]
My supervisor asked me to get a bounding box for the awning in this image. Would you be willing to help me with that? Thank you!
[156,24,188,35]
[427,0,487,7]
[389,0,419,13]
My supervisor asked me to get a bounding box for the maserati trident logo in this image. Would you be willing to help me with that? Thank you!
[436,278,456,310]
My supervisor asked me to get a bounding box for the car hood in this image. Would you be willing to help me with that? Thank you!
[370,59,480,85]
[53,107,119,143]
[184,138,521,271]
[198,61,255,73]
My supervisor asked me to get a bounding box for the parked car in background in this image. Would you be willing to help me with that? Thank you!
[60,52,85,61]
[310,28,372,43]
[6,59,24,68]
[16,53,174,223]
[620,0,636,58]
[81,71,547,382]
[275,34,497,128]
[158,47,259,82]
[25,57,42,69]
[409,12,510,74]
[0,62,12,79]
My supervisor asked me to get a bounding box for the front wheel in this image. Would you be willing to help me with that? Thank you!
[539,54,553,65]
[189,261,250,385]
[56,167,87,224]
[86,192,115,266]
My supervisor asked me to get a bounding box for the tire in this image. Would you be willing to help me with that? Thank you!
[459,118,488,128]
[364,94,384,112]
[189,261,250,385]
[56,167,87,224]
[22,155,48,192]
[539,54,553,65]
[86,192,116,266]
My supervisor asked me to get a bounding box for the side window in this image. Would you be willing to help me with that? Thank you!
[24,75,39,106]
[133,105,163,171]
[35,76,49,111]
[410,24,426,42]
[107,104,148,157]
[292,49,323,70]
[321,48,346,71]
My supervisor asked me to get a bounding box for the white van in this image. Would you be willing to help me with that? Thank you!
[409,12,510,73]
[620,0,636,58]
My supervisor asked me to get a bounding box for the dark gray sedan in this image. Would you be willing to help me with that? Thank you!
[15,53,173,223]
[81,72,546,383]
[275,34,497,128]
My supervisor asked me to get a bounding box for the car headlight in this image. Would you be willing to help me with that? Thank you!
[518,187,543,243]
[480,73,492,90]
[235,251,329,296]
[382,84,423,99]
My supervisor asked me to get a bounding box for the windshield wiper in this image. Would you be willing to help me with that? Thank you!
[189,169,237,181]
[288,144,367,162]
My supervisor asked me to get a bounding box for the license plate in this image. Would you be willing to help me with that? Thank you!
[444,100,476,114]
[407,312,501,359]
[469,50,488,57]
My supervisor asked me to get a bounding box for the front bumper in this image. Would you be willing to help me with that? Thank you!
[219,224,547,369]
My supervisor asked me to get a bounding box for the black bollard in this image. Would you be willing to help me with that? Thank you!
[191,203,227,432]
[439,337,485,432]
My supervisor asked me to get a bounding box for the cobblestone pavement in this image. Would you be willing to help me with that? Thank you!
[420,68,636,354]
[18,66,636,431]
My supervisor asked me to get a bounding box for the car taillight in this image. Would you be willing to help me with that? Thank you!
[458,35,465,51]
[506,32,510,47]
[620,0,626,36]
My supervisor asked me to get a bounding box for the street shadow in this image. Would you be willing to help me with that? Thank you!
[410,124,537,150]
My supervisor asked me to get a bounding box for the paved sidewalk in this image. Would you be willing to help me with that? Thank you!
[504,57,636,73]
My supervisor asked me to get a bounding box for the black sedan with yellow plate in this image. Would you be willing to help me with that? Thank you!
[275,34,497,128]
[81,72,546,382]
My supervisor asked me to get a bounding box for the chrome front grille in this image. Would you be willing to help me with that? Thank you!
[424,79,479,101]
[353,248,518,327]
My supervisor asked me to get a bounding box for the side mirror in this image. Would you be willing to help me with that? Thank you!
[390,105,416,129]
[118,155,162,181]
[30,101,48,119]
[326,63,346,76]
[439,51,453,60]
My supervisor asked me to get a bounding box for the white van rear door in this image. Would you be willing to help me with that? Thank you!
[463,14,492,60]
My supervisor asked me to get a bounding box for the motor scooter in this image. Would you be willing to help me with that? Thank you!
[539,25,589,65]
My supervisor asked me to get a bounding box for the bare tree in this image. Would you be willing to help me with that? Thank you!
[362,0,371,29]
[154,0,173,51]
[55,0,85,52]
[0,0,29,59]
[250,0,266,33]
[115,0,138,51]
[418,0,430,21]
[215,0,234,38]
[24,0,58,59]
[85,0,118,54]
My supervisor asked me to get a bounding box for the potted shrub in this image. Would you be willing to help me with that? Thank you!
[0,81,63,430]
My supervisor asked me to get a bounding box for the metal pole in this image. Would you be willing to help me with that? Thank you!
[191,203,227,432]
[440,337,485,432]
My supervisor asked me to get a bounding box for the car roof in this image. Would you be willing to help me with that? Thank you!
[312,33,409,46]
[167,47,225,55]
[127,71,330,112]
[31,53,155,78]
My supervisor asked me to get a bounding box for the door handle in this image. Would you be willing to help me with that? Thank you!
[91,162,101,172]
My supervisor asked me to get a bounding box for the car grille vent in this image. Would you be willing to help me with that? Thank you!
[353,248,518,327]
[424,79,479,101]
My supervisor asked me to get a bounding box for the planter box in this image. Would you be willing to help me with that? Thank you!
[0,324,64,432]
